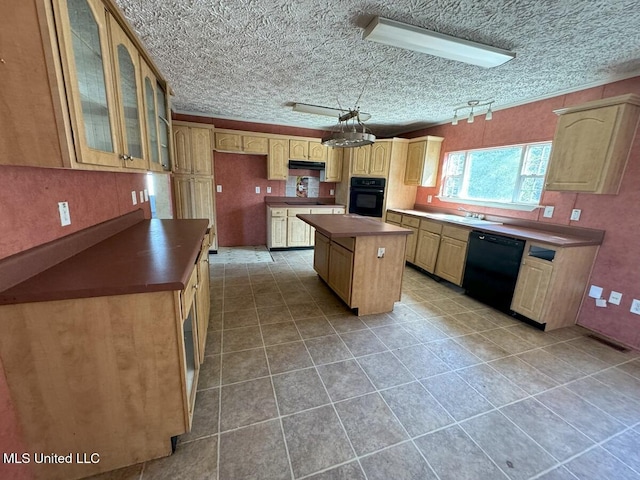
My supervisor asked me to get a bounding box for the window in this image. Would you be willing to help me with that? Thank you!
[441,142,551,205]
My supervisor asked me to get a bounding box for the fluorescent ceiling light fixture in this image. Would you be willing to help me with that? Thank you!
[293,103,371,121]
[363,16,515,68]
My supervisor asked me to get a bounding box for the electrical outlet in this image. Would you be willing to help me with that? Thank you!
[216,185,222,193]
[608,291,623,305]
[377,247,385,258]
[58,201,71,226]
[267,186,272,193]
[255,186,261,194]
[631,299,640,315]
[330,189,334,196]
[427,195,433,203]
[131,191,137,205]
[543,206,554,218]
[570,209,581,221]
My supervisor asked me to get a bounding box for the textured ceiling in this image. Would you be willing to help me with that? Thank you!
[115,0,640,136]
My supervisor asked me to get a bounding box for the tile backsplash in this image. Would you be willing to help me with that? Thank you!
[285,175,320,198]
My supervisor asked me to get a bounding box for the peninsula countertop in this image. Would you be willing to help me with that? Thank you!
[297,213,412,238]
[0,218,209,305]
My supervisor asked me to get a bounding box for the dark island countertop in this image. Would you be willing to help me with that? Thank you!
[298,214,412,238]
[0,219,209,305]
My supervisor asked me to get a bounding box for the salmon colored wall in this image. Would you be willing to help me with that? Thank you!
[0,166,151,477]
[0,166,151,259]
[214,153,335,246]
[409,76,640,349]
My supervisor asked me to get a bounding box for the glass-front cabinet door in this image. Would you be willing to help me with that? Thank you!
[141,60,163,172]
[110,20,147,169]
[61,0,121,167]
[156,84,171,170]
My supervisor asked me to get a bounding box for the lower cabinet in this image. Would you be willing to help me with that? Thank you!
[400,215,420,263]
[511,241,599,330]
[414,229,441,273]
[434,228,469,286]
[313,231,331,280]
[0,264,210,479]
[327,240,354,304]
[267,206,344,249]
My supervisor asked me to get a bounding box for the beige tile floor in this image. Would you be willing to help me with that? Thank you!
[90,249,640,480]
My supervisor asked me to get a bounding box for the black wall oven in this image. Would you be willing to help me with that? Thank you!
[349,177,386,217]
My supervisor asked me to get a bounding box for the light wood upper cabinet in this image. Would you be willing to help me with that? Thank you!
[325,147,343,182]
[404,136,443,186]
[369,141,391,177]
[215,132,242,152]
[350,141,390,177]
[243,135,269,154]
[268,138,288,180]
[545,94,640,194]
[172,125,212,175]
[1,0,172,171]
[309,141,327,161]
[141,60,169,172]
[289,139,327,162]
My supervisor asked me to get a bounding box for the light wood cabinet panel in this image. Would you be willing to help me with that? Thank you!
[545,94,640,194]
[350,145,371,175]
[313,232,330,281]
[243,135,268,154]
[404,137,443,186]
[414,230,440,273]
[191,128,212,175]
[268,138,288,180]
[309,141,327,161]
[173,175,192,219]
[287,217,311,246]
[328,242,354,304]
[369,141,391,177]
[290,139,309,160]
[196,245,211,363]
[325,147,343,182]
[269,217,287,248]
[173,126,192,174]
[511,257,552,322]
[141,61,164,172]
[110,17,148,170]
[192,176,215,226]
[434,236,468,286]
[215,132,242,152]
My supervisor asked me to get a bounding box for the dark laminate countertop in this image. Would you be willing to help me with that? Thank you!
[298,214,412,238]
[389,209,603,247]
[0,219,209,305]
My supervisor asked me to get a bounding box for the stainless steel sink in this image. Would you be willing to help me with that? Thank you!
[423,213,502,226]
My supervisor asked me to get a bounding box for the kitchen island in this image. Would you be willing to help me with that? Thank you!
[297,214,411,315]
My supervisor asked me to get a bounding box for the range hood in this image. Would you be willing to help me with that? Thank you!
[288,160,325,170]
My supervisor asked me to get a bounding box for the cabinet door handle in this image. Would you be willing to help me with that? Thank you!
[193,283,199,290]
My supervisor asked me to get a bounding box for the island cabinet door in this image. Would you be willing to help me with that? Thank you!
[328,242,354,304]
[313,232,330,281]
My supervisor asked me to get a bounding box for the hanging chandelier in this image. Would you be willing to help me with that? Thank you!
[321,108,376,148]
[452,99,494,125]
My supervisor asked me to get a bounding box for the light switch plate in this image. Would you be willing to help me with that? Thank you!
[216,185,222,193]
[58,201,71,226]
[131,191,137,205]
[631,299,640,315]
[596,298,607,307]
[570,209,581,221]
[139,191,144,203]
[377,247,385,258]
[255,186,260,194]
[427,195,433,203]
[588,285,603,299]
[608,291,623,305]
[144,189,149,202]
[543,206,554,218]
[330,189,334,196]
[267,186,272,193]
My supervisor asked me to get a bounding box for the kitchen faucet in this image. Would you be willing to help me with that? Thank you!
[457,207,485,220]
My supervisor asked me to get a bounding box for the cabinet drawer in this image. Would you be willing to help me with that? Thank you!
[333,237,355,252]
[287,208,311,217]
[270,208,287,217]
[181,266,198,319]
[386,211,402,223]
[442,225,470,242]
[333,207,345,214]
[420,219,442,234]
[401,215,420,228]
[310,208,333,214]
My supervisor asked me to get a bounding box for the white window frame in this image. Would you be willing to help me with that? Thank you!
[438,141,551,211]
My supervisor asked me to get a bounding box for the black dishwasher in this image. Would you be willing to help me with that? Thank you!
[462,231,525,313]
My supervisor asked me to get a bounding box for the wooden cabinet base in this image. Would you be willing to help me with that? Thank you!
[0,291,190,480]
[314,232,406,316]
